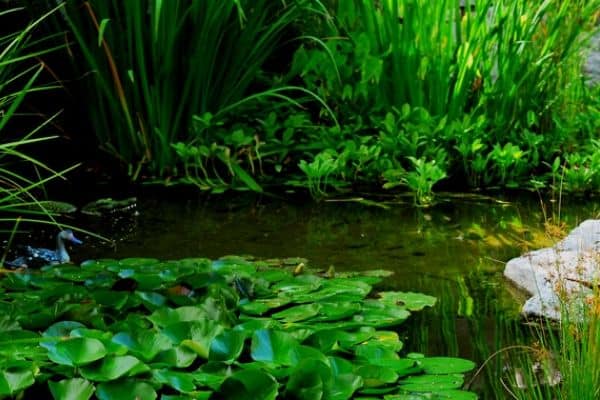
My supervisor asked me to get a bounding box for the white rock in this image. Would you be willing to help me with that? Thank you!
[504,219,600,319]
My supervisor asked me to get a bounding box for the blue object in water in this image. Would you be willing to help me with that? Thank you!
[5,230,82,269]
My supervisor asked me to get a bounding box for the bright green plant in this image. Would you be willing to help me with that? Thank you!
[0,256,477,399]
[383,157,448,206]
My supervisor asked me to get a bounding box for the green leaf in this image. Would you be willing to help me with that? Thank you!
[356,365,399,387]
[80,355,147,381]
[218,370,278,400]
[418,357,476,374]
[49,337,107,366]
[377,292,437,311]
[251,329,298,366]
[272,303,322,323]
[209,330,245,362]
[43,321,86,338]
[152,369,196,393]
[148,306,208,326]
[285,359,331,400]
[48,378,94,400]
[154,346,197,368]
[163,321,224,359]
[96,380,157,400]
[399,374,465,391]
[0,368,35,396]
[111,331,171,362]
[97,19,110,47]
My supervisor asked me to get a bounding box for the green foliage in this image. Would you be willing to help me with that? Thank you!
[0,6,81,235]
[59,0,331,182]
[0,256,477,399]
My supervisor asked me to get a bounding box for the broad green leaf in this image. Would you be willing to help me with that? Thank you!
[418,357,475,374]
[218,370,278,400]
[43,321,86,338]
[399,374,465,391]
[285,359,331,400]
[377,292,437,311]
[0,368,35,396]
[251,329,298,366]
[355,342,400,363]
[240,297,292,316]
[149,306,208,326]
[272,303,321,323]
[48,378,94,400]
[152,369,196,393]
[80,355,147,381]
[111,331,171,362]
[163,321,224,359]
[96,380,157,400]
[313,302,362,321]
[49,337,107,366]
[154,346,197,368]
[209,330,245,362]
[356,365,399,387]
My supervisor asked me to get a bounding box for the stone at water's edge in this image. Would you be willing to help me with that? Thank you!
[504,220,600,319]
[585,30,600,86]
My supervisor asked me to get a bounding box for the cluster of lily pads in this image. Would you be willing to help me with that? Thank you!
[0,256,477,399]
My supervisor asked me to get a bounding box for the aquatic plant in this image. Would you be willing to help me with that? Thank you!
[0,5,80,232]
[0,256,477,399]
[58,0,332,183]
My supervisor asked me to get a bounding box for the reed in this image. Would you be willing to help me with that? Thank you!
[62,0,329,180]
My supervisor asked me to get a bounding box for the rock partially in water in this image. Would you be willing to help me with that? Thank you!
[585,30,600,86]
[504,219,600,319]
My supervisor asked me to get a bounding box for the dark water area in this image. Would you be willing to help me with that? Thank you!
[9,189,600,397]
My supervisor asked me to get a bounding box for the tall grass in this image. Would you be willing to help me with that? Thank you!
[60,0,330,179]
[0,5,78,232]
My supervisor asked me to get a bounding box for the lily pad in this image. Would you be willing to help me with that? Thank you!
[96,380,157,400]
[218,370,278,400]
[48,378,94,400]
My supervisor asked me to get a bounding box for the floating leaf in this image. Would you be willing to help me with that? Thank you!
[111,331,171,362]
[49,337,107,366]
[80,355,147,381]
[285,359,330,399]
[399,374,465,391]
[0,368,35,396]
[154,346,197,368]
[356,365,399,387]
[218,370,278,400]
[43,321,86,338]
[209,330,245,362]
[377,292,437,311]
[418,357,476,374]
[163,321,224,359]
[272,303,321,323]
[96,380,157,400]
[251,329,298,366]
[152,369,196,393]
[48,378,94,400]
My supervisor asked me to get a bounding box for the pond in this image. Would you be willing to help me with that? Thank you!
[16,190,600,397]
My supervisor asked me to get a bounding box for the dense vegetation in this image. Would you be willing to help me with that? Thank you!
[22,0,597,205]
[1,1,600,399]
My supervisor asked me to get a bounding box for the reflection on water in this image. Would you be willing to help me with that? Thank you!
[31,192,600,398]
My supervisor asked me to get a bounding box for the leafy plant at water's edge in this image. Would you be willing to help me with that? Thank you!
[0,256,477,399]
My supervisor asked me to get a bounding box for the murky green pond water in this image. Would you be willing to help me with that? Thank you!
[34,191,600,397]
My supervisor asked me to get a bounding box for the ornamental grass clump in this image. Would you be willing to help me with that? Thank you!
[0,5,80,232]
[61,0,331,182]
